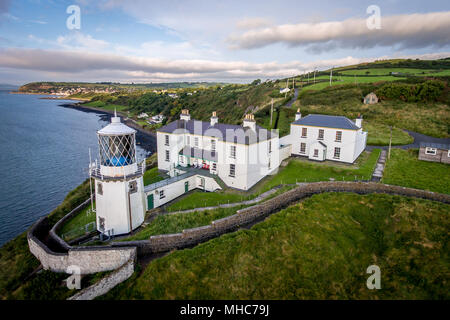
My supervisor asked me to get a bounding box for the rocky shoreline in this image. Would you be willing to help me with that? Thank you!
[59,102,157,154]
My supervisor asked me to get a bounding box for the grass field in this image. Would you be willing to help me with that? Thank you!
[339,68,438,76]
[166,150,380,212]
[143,167,167,186]
[58,203,96,241]
[122,205,248,241]
[102,192,450,299]
[299,76,406,93]
[83,100,128,111]
[363,122,413,145]
[382,149,450,194]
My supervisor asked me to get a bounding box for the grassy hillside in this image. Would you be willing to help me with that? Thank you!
[382,149,450,194]
[102,192,450,299]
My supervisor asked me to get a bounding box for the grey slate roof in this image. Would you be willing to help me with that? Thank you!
[292,114,360,130]
[420,142,450,150]
[158,119,276,144]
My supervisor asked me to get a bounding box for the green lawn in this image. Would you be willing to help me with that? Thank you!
[363,122,413,146]
[166,150,380,212]
[143,167,167,186]
[382,149,450,194]
[122,206,247,241]
[58,202,96,241]
[102,192,450,299]
[299,76,406,93]
[340,68,437,76]
[83,100,128,111]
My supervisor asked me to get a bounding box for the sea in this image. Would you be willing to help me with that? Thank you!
[0,91,153,247]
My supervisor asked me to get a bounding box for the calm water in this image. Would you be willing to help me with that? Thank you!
[0,91,150,246]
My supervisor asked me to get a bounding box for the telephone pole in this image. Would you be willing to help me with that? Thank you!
[388,126,392,160]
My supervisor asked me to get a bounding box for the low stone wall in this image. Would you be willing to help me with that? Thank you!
[113,181,450,255]
[49,198,92,251]
[28,217,137,274]
[68,257,135,300]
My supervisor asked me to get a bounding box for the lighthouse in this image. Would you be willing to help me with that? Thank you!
[90,111,146,236]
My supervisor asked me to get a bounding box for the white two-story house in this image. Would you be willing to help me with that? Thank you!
[289,109,367,163]
[157,110,286,191]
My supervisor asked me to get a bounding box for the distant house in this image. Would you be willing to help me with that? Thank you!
[363,92,378,104]
[137,112,149,119]
[418,142,450,164]
[168,93,178,99]
[280,88,290,94]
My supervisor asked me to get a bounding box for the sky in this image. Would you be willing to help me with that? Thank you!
[0,0,449,85]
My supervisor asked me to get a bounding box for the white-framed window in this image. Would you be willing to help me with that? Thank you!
[159,190,165,199]
[318,129,324,140]
[334,147,341,159]
[194,137,199,147]
[301,127,307,138]
[300,143,306,154]
[229,164,235,177]
[313,149,319,157]
[211,139,216,153]
[425,147,437,155]
[212,163,217,171]
[335,131,342,142]
[230,145,236,159]
[165,134,169,146]
[165,150,170,162]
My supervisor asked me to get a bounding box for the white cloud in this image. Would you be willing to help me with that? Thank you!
[236,17,272,30]
[0,47,448,83]
[227,11,450,52]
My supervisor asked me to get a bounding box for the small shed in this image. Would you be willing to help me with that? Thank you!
[418,142,450,164]
[363,92,378,104]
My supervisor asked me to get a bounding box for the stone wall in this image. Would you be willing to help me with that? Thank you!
[28,216,137,274]
[113,181,450,255]
[68,257,135,300]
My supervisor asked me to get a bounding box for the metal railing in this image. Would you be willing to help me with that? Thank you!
[89,160,145,180]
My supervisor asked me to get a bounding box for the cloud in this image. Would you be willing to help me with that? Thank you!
[236,17,272,30]
[56,32,110,51]
[227,11,450,52]
[0,47,448,83]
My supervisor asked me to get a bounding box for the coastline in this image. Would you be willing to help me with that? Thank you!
[59,102,157,153]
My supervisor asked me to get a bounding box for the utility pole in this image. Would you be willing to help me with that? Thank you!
[388,126,392,160]
[270,98,274,128]
[313,69,316,83]
[329,68,333,86]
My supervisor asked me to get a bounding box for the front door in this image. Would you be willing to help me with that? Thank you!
[185,181,189,193]
[147,194,154,210]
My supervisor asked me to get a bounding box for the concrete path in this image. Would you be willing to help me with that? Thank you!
[166,185,284,215]
[371,149,387,182]
[366,129,450,151]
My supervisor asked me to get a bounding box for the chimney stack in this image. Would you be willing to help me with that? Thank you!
[180,109,191,121]
[243,114,256,131]
[210,111,218,126]
[355,113,363,128]
[295,108,302,121]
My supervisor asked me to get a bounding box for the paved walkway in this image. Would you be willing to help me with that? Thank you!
[371,149,387,182]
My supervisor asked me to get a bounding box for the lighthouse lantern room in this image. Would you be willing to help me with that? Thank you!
[90,111,146,236]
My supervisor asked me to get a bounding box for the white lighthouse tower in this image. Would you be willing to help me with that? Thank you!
[90,111,146,236]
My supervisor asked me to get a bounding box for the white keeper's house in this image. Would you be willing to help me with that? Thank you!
[156,109,290,191]
[287,109,367,163]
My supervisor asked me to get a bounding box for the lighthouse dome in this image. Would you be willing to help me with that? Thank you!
[98,115,136,135]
